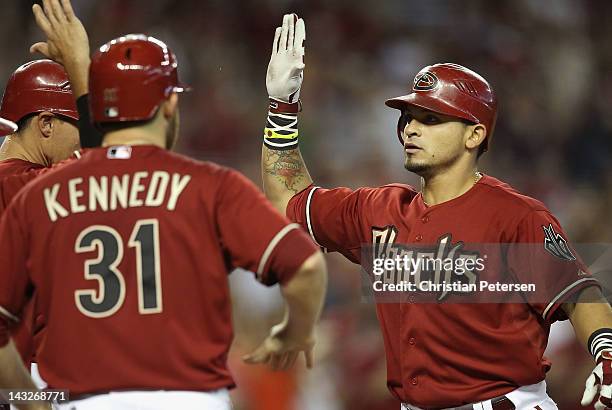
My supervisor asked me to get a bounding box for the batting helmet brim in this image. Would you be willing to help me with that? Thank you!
[0,117,18,136]
[385,93,480,125]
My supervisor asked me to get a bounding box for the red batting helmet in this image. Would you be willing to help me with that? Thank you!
[89,34,190,124]
[0,60,79,128]
[0,117,17,136]
[385,63,497,152]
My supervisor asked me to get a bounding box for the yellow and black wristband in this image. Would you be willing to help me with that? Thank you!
[263,109,299,150]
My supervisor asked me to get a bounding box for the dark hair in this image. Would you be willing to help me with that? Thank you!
[96,119,150,134]
[477,142,487,158]
[15,113,37,133]
[15,112,78,134]
[95,107,159,134]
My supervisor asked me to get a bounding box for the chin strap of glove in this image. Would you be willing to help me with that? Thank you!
[582,329,612,409]
[264,14,305,150]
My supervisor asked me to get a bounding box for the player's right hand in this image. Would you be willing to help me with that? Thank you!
[242,322,315,371]
[30,0,90,69]
[266,14,306,104]
[581,350,612,409]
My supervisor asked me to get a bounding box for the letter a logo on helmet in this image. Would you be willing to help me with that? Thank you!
[89,34,190,125]
[413,72,439,91]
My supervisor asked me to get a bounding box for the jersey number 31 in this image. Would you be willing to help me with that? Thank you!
[74,219,162,318]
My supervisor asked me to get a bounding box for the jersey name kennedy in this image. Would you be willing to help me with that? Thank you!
[43,171,191,221]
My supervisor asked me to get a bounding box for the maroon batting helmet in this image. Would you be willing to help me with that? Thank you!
[0,60,79,128]
[385,63,497,152]
[89,34,190,125]
[0,117,17,136]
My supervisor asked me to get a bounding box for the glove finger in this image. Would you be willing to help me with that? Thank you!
[582,373,598,405]
[272,27,281,54]
[295,18,306,54]
[594,400,607,410]
[287,14,295,51]
[280,14,290,51]
[289,65,304,78]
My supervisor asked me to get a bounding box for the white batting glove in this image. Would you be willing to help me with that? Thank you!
[266,14,305,106]
[582,350,612,409]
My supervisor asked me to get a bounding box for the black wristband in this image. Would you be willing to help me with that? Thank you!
[588,328,612,361]
[77,94,104,148]
[263,110,298,151]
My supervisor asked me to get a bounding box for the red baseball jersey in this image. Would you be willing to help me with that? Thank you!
[0,145,318,396]
[0,160,47,365]
[287,174,599,408]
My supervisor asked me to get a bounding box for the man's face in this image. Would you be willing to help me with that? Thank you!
[42,116,80,164]
[399,107,471,176]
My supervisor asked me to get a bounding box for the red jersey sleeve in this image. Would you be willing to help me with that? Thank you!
[286,185,375,263]
[0,193,33,345]
[507,209,600,322]
[215,170,318,286]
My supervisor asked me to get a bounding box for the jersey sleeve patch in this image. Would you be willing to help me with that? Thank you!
[542,223,576,261]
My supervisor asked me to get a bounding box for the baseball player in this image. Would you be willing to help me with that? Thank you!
[0,24,327,410]
[0,58,81,395]
[0,0,104,212]
[260,14,612,409]
[0,59,79,177]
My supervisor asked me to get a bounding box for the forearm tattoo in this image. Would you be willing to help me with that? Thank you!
[263,148,308,195]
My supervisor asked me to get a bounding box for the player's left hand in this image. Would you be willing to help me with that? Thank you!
[30,0,89,66]
[30,0,90,98]
[266,13,306,104]
[242,322,315,371]
[582,350,612,409]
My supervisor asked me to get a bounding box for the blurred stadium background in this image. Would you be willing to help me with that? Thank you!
[2,0,611,409]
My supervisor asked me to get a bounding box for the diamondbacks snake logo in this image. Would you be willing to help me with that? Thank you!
[542,223,576,261]
[413,71,439,91]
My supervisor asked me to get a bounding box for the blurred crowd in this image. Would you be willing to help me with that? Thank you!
[1,0,611,409]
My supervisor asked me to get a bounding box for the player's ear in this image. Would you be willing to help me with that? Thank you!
[36,112,55,139]
[465,123,487,151]
[162,93,179,120]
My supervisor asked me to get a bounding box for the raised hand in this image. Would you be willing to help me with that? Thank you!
[31,0,90,97]
[266,14,306,105]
